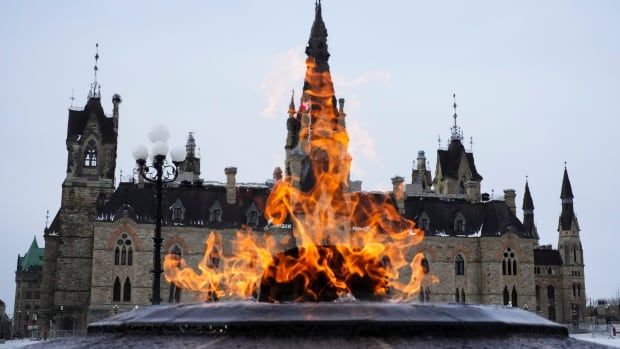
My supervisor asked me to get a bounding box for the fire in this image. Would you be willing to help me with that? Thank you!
[164,54,436,302]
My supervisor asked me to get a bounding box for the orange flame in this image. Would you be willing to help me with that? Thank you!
[164,56,436,302]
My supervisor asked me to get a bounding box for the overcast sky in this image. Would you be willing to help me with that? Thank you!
[1,1,619,314]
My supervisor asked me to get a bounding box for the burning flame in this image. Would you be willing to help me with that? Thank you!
[164,56,436,302]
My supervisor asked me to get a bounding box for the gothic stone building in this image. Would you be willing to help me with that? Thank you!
[38,2,586,330]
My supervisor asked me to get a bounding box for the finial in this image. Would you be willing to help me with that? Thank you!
[526,175,529,183]
[69,89,75,108]
[45,210,50,229]
[288,89,296,115]
[89,43,101,99]
[450,93,463,141]
[564,161,567,169]
[453,93,458,127]
[437,135,441,148]
[470,136,473,151]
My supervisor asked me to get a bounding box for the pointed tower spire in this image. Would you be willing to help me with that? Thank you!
[522,177,538,237]
[561,162,574,201]
[559,164,578,231]
[305,0,330,70]
[288,89,296,115]
[523,177,534,211]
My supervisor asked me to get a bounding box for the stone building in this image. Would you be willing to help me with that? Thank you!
[0,299,10,340]
[13,237,44,337]
[36,1,585,330]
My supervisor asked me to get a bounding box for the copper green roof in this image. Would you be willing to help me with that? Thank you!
[19,237,44,270]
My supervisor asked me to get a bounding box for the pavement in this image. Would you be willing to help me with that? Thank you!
[570,333,619,348]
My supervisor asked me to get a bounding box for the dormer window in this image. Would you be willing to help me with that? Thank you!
[245,202,260,226]
[209,200,223,222]
[418,212,430,230]
[84,147,97,167]
[454,212,466,233]
[170,199,185,223]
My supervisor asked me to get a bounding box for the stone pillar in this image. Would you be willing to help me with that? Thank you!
[391,176,405,214]
[503,189,516,214]
[465,181,481,203]
[225,167,237,204]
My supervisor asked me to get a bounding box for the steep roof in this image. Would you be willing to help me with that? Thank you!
[98,182,271,228]
[67,97,116,143]
[534,248,563,266]
[404,195,534,238]
[18,237,44,270]
[559,167,578,231]
[437,139,483,181]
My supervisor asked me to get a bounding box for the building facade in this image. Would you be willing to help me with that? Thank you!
[36,2,586,330]
[13,237,44,337]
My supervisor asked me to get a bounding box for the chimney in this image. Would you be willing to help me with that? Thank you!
[464,181,481,203]
[504,189,516,214]
[337,98,347,128]
[391,176,405,214]
[225,167,237,204]
[112,93,122,133]
[273,167,283,182]
[416,151,426,171]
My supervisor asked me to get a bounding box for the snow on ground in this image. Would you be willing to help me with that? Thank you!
[0,339,40,349]
[571,333,619,348]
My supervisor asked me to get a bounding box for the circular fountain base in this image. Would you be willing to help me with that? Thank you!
[87,301,567,337]
[30,302,606,348]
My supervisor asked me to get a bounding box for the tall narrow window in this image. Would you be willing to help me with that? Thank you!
[461,289,466,303]
[173,208,182,221]
[572,284,576,297]
[113,277,121,302]
[577,284,581,297]
[503,286,509,305]
[502,260,506,275]
[168,245,183,303]
[535,285,541,311]
[123,277,131,302]
[84,145,97,167]
[455,288,460,302]
[421,258,430,274]
[114,247,120,265]
[127,247,133,266]
[511,286,518,307]
[121,246,127,265]
[573,246,577,264]
[513,260,517,275]
[455,254,465,275]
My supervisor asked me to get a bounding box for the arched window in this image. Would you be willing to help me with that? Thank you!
[114,247,120,265]
[502,248,517,276]
[123,277,131,302]
[421,258,430,274]
[168,245,183,304]
[245,202,260,226]
[455,254,465,276]
[535,285,541,311]
[84,146,97,167]
[511,286,518,307]
[577,283,581,297]
[503,286,509,305]
[113,277,121,302]
[116,233,133,265]
[455,288,460,302]
[461,289,466,303]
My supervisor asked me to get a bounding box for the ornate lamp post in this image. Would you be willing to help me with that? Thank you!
[133,125,186,305]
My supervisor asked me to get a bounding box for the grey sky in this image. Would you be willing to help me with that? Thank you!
[1,1,619,314]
